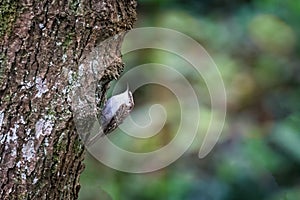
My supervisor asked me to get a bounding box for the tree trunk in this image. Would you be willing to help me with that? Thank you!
[0,0,136,199]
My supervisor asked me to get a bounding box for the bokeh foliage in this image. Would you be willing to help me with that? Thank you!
[80,0,300,199]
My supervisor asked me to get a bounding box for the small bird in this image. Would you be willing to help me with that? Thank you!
[86,86,134,146]
[100,86,134,135]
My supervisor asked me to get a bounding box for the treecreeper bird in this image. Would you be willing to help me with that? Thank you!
[101,86,134,134]
[87,86,134,146]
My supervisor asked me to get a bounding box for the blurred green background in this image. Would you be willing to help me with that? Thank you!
[79,0,300,199]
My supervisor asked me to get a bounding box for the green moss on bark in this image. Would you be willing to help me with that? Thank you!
[0,0,18,38]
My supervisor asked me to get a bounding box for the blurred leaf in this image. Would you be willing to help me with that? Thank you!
[243,138,286,172]
[269,187,300,200]
[271,115,300,163]
[253,55,290,88]
[248,14,296,55]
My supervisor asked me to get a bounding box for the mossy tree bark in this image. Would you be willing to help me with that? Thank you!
[0,0,136,199]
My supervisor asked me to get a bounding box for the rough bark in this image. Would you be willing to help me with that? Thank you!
[0,0,136,199]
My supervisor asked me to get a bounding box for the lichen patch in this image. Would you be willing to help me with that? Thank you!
[35,77,49,98]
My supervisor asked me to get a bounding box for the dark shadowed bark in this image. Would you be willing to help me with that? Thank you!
[0,0,136,199]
